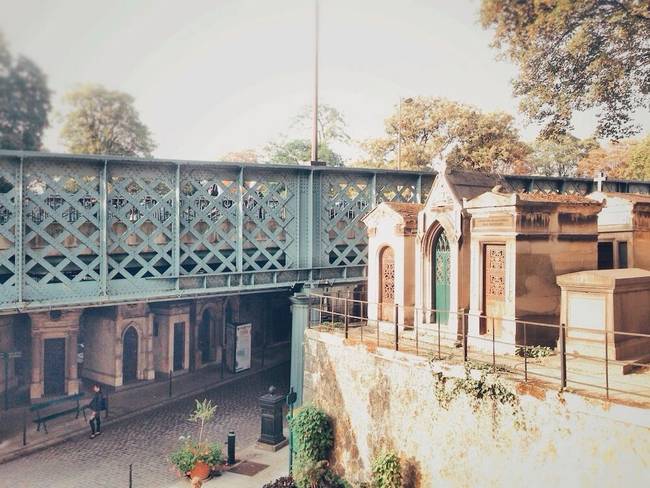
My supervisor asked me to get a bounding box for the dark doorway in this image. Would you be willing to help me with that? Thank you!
[199,311,211,364]
[598,242,614,270]
[122,327,138,383]
[43,338,65,396]
[173,322,185,371]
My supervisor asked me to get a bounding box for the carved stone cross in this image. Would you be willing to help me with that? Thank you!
[594,171,607,192]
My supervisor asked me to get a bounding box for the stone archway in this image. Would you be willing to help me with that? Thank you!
[122,326,138,383]
[379,246,395,322]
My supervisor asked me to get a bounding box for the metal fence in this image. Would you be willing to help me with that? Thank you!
[308,292,650,406]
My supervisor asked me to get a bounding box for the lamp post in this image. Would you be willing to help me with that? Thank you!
[311,0,320,164]
[397,97,413,170]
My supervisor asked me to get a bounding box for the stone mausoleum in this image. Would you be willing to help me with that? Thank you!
[364,166,650,357]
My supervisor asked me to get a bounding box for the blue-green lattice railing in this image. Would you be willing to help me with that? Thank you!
[2,151,649,312]
[0,151,433,311]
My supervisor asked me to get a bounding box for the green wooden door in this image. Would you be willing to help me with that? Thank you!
[433,231,450,324]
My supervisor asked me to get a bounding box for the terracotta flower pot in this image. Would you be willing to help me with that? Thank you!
[189,461,211,480]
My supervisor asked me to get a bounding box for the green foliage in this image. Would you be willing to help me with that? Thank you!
[360,96,529,172]
[481,0,650,140]
[433,368,519,411]
[624,134,650,180]
[60,83,156,157]
[515,345,553,358]
[262,476,297,488]
[169,399,221,476]
[371,451,402,488]
[169,438,223,475]
[0,32,51,150]
[189,399,218,445]
[293,459,350,488]
[289,405,334,463]
[525,134,598,177]
[266,139,343,166]
[292,104,351,146]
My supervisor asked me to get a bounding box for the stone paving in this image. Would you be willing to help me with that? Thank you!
[0,363,290,488]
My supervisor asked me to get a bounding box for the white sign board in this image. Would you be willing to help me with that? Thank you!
[235,323,252,372]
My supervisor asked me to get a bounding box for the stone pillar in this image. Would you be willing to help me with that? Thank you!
[30,331,43,399]
[144,312,155,380]
[66,332,79,395]
[290,292,314,407]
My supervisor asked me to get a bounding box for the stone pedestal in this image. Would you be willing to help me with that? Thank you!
[257,385,287,449]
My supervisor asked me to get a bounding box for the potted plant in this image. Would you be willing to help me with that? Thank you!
[170,399,223,481]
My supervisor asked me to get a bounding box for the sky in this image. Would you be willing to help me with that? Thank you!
[1,0,648,162]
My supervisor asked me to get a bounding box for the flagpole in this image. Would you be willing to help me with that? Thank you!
[311,0,319,164]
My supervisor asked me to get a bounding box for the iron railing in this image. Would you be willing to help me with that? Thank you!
[308,292,650,406]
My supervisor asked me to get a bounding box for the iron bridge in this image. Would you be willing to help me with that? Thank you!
[0,150,648,313]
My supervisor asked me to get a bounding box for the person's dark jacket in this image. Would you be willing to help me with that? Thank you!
[88,391,102,413]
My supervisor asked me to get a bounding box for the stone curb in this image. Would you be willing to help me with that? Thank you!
[0,360,289,466]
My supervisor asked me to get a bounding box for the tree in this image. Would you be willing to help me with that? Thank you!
[526,135,598,177]
[265,139,343,166]
[623,133,650,180]
[220,149,259,163]
[359,96,529,172]
[60,84,156,157]
[577,139,639,178]
[481,0,650,140]
[291,104,351,146]
[0,32,51,150]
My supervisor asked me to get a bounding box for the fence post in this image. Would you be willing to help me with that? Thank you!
[462,312,468,363]
[492,316,496,372]
[344,292,349,340]
[129,463,133,488]
[105,390,110,419]
[22,409,27,446]
[394,303,399,352]
[604,329,610,400]
[437,310,441,360]
[523,321,528,382]
[415,308,419,356]
[168,370,173,398]
[560,324,566,390]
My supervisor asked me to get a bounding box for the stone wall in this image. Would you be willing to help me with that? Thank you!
[303,329,650,487]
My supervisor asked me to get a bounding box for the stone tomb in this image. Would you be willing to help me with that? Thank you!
[589,192,650,270]
[464,190,602,351]
[364,202,422,325]
[557,268,650,371]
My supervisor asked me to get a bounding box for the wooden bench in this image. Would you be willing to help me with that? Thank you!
[30,393,86,434]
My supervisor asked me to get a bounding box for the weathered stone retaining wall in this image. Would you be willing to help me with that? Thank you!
[303,329,650,487]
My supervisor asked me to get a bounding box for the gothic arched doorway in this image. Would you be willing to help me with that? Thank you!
[379,247,395,321]
[199,309,212,364]
[432,229,450,324]
[122,326,138,383]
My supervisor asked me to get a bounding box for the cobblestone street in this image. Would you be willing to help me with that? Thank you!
[0,363,290,488]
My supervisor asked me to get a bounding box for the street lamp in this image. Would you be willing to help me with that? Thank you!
[397,97,413,170]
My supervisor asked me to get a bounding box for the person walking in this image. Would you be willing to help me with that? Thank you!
[87,384,103,439]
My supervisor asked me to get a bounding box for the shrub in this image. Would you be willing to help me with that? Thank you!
[262,476,297,488]
[169,399,223,476]
[371,451,402,488]
[289,405,334,462]
[169,439,223,475]
[294,459,350,488]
